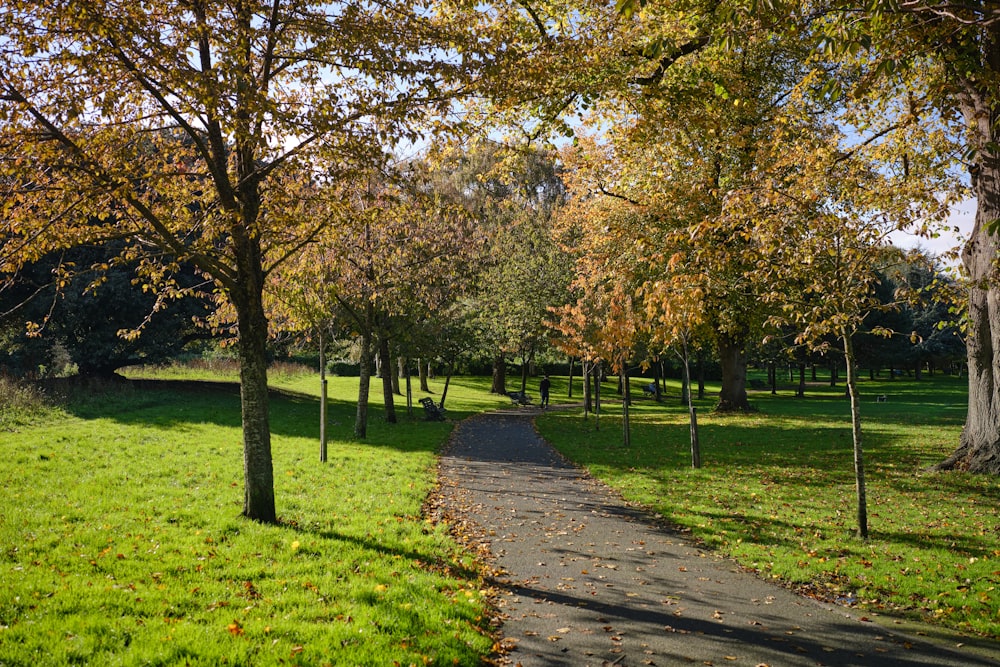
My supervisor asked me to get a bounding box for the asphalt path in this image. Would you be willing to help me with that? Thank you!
[436,409,999,667]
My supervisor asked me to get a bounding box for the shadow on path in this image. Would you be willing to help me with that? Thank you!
[436,412,999,667]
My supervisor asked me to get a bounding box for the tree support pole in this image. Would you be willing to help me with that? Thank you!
[320,330,327,463]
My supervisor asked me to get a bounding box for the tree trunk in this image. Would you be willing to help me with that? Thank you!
[653,360,663,402]
[935,66,1000,474]
[568,356,575,397]
[797,362,806,398]
[393,355,403,395]
[843,331,869,540]
[440,362,453,408]
[679,361,689,406]
[379,335,396,424]
[418,358,431,392]
[520,349,529,393]
[696,354,706,400]
[355,328,373,439]
[405,363,413,417]
[320,330,327,463]
[716,332,750,411]
[233,282,276,524]
[491,353,507,394]
[683,342,701,469]
[583,359,592,416]
[594,361,602,431]
[620,368,631,447]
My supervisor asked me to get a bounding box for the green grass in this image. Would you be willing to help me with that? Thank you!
[7,362,997,663]
[0,366,502,666]
[536,372,1000,640]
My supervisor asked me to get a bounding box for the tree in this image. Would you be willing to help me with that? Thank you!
[271,157,478,437]
[735,94,951,537]
[523,5,828,412]
[643,273,714,466]
[550,187,648,439]
[770,2,999,472]
[430,140,571,394]
[0,242,211,377]
[0,1,479,521]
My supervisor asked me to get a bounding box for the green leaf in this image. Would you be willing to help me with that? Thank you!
[616,0,644,18]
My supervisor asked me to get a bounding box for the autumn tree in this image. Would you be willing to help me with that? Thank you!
[550,183,651,438]
[478,0,837,411]
[0,1,481,521]
[271,157,477,438]
[728,84,954,536]
[726,2,992,471]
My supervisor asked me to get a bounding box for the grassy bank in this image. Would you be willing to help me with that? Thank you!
[0,368,505,666]
[535,372,1000,640]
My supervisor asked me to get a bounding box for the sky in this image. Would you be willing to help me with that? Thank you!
[889,199,974,264]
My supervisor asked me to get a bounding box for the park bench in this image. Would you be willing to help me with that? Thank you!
[642,382,657,398]
[419,397,446,421]
[507,391,532,406]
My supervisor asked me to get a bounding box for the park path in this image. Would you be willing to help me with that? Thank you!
[434,409,999,667]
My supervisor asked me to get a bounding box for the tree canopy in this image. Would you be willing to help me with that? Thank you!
[1,0,994,541]
[0,0,491,521]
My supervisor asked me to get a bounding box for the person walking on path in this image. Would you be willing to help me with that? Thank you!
[538,375,551,409]
[433,411,998,667]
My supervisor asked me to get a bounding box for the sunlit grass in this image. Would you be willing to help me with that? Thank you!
[536,372,1000,639]
[0,366,495,666]
[10,360,993,662]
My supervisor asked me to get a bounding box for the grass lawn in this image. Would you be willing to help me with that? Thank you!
[0,366,509,667]
[4,362,998,664]
[536,371,1000,641]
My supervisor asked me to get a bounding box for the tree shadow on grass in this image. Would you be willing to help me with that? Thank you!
[284,520,483,583]
[44,376,454,454]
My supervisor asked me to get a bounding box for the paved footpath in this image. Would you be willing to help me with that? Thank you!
[436,410,1000,667]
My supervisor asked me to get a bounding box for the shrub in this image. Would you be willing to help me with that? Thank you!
[0,376,49,429]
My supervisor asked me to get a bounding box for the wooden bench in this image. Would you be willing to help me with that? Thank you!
[507,391,532,406]
[419,397,446,421]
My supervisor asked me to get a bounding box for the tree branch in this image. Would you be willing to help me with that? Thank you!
[629,35,711,86]
[515,0,550,41]
[597,183,644,206]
